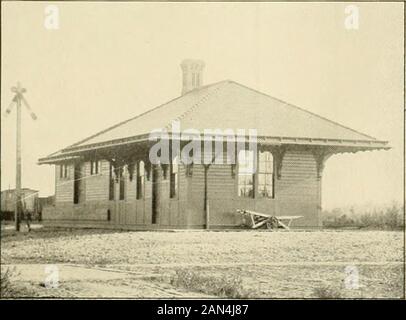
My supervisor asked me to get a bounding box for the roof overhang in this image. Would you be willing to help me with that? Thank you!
[258,136,389,149]
[38,133,389,165]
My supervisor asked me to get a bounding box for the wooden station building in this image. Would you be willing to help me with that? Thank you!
[38,60,389,229]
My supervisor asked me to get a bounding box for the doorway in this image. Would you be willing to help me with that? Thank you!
[151,165,159,224]
[73,164,83,204]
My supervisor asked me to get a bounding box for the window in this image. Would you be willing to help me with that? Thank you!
[238,150,255,198]
[258,151,274,198]
[109,163,115,200]
[60,164,68,179]
[196,73,200,86]
[90,160,100,175]
[136,161,145,200]
[170,156,179,198]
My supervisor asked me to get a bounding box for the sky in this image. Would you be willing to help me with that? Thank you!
[1,2,404,209]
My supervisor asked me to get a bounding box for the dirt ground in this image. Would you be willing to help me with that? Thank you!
[1,227,404,299]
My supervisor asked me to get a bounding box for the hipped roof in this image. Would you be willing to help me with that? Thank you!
[39,80,388,164]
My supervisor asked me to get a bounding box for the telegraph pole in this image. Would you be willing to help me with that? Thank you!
[14,88,21,231]
[4,82,37,232]
[15,89,22,231]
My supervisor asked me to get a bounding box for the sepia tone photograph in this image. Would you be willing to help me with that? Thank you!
[0,1,404,302]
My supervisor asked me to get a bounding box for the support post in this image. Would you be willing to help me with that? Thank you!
[204,164,210,230]
[311,147,333,228]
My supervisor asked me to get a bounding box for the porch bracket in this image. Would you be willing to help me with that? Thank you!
[271,145,287,180]
[311,147,334,179]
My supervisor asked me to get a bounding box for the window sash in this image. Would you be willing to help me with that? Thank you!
[258,151,274,198]
[238,150,275,199]
[238,150,255,198]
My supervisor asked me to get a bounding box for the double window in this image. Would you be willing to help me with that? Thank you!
[60,164,69,179]
[238,150,274,198]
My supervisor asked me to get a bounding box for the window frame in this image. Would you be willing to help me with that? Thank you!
[257,150,275,199]
[237,150,255,198]
[60,164,68,179]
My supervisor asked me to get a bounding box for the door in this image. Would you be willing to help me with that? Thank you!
[151,165,159,224]
[73,164,83,204]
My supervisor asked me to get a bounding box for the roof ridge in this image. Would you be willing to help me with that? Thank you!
[164,81,227,130]
[63,80,230,151]
[228,80,378,141]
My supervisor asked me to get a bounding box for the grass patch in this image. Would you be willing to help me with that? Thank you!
[0,267,16,298]
[170,269,252,298]
[0,267,36,298]
[323,203,404,230]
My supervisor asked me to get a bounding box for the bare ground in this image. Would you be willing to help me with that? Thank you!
[1,227,404,299]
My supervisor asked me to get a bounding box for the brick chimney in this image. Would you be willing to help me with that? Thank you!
[180,59,205,95]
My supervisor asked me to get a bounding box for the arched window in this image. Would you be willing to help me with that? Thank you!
[136,161,145,200]
[170,156,179,198]
[238,150,255,198]
[258,151,274,198]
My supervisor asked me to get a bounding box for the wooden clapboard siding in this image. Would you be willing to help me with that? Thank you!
[183,148,320,228]
[206,164,236,225]
[277,149,320,227]
[84,161,109,201]
[43,201,109,221]
[48,147,321,229]
[55,164,74,203]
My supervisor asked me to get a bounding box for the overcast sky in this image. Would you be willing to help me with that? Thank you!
[1,2,403,209]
